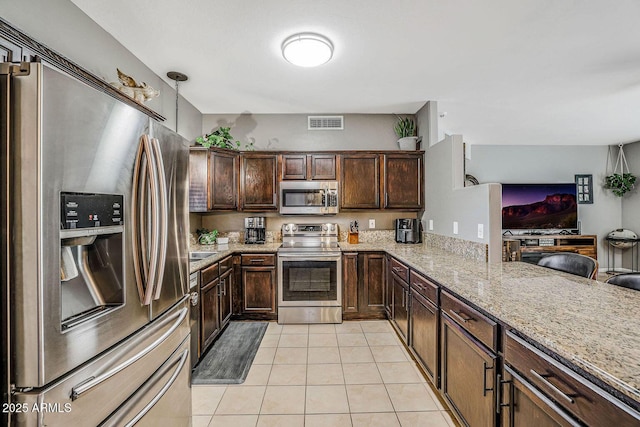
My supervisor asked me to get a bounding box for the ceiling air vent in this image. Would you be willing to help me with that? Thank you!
[308,115,344,130]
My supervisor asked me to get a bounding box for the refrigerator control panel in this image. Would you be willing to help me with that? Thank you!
[61,192,124,229]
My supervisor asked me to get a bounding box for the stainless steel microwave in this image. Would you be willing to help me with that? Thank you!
[279,181,339,215]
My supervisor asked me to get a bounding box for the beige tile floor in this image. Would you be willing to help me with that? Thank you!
[192,320,457,427]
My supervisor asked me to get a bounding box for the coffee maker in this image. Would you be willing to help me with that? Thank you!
[395,218,421,244]
[244,217,266,244]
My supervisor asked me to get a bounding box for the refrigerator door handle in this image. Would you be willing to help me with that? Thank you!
[150,137,168,301]
[132,135,160,305]
[70,304,188,400]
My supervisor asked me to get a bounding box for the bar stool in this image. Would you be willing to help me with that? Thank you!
[537,253,598,279]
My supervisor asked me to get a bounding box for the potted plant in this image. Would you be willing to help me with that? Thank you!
[605,144,636,197]
[394,115,418,150]
[195,127,255,150]
[196,228,218,245]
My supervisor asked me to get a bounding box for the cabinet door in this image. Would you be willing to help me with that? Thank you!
[502,367,577,427]
[384,154,423,210]
[441,314,497,427]
[410,291,439,385]
[385,256,393,318]
[189,149,209,212]
[219,269,233,328]
[242,267,276,313]
[281,154,307,180]
[391,274,409,341]
[340,154,380,209]
[310,154,336,180]
[342,253,359,314]
[201,278,220,352]
[210,151,238,210]
[241,154,278,210]
[361,253,385,314]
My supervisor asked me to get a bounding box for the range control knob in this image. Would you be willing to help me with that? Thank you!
[322,225,328,231]
[330,224,336,231]
[292,225,298,232]
[284,225,290,232]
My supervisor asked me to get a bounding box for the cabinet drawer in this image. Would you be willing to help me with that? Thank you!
[409,270,437,305]
[389,257,409,282]
[201,262,219,285]
[505,331,640,426]
[241,254,276,266]
[219,255,233,276]
[441,291,497,351]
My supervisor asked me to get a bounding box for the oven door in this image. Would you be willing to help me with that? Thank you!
[277,253,342,307]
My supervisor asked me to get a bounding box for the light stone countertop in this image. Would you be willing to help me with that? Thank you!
[189,243,281,273]
[188,240,640,409]
[339,241,640,410]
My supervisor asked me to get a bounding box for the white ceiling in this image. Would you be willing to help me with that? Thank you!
[71,0,640,146]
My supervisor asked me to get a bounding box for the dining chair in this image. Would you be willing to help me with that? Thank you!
[537,253,599,279]
[605,272,640,290]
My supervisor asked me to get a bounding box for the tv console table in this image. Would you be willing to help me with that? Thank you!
[502,234,598,264]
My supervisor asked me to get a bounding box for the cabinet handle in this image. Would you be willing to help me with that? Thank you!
[449,309,474,324]
[250,258,265,263]
[483,362,494,397]
[385,193,389,207]
[401,289,405,307]
[496,374,512,413]
[529,369,576,404]
[392,266,404,273]
[220,278,226,296]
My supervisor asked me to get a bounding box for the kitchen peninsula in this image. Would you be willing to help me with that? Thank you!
[191,239,640,425]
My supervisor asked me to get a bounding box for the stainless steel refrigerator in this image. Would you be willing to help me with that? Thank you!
[1,61,191,426]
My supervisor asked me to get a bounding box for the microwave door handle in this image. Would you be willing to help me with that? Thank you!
[150,137,168,300]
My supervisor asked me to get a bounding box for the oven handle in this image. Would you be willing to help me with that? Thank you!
[278,253,342,260]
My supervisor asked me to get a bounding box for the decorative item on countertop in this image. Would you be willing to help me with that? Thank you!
[394,115,418,150]
[348,221,359,244]
[110,68,159,103]
[195,126,255,151]
[605,144,636,197]
[197,228,219,245]
[465,174,479,187]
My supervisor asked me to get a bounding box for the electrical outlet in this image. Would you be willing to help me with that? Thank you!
[369,219,375,229]
[428,219,433,231]
[477,224,484,239]
[453,221,458,235]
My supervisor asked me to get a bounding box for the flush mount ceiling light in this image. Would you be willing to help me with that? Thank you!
[282,33,333,67]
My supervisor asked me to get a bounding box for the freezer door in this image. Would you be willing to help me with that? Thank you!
[12,296,190,427]
[6,62,150,388]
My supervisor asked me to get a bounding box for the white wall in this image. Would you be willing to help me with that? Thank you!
[201,113,407,150]
[1,0,202,140]
[466,145,621,268]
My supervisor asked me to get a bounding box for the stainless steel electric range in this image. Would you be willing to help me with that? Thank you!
[277,223,342,324]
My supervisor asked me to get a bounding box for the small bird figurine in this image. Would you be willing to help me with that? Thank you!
[110,68,159,103]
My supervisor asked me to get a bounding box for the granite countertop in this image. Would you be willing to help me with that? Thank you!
[340,241,640,409]
[189,242,281,273]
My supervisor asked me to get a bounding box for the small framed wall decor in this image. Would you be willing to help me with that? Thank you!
[575,174,593,204]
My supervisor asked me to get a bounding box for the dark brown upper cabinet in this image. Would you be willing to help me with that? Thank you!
[281,154,337,180]
[189,147,238,212]
[210,150,238,210]
[240,153,278,211]
[340,154,380,209]
[383,153,424,210]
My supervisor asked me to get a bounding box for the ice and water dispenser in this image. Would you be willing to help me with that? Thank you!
[59,192,125,330]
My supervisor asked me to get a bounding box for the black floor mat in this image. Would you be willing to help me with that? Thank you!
[191,321,268,384]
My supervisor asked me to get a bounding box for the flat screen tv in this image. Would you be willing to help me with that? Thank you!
[502,183,578,230]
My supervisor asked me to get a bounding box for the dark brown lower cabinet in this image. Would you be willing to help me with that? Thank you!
[441,313,497,427]
[391,273,409,341]
[242,267,276,314]
[342,252,386,319]
[219,269,233,327]
[200,277,220,352]
[410,290,439,385]
[501,366,577,427]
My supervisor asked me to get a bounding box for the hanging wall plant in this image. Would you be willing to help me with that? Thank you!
[605,144,636,197]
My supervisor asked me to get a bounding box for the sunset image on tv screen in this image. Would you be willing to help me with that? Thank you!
[502,184,577,230]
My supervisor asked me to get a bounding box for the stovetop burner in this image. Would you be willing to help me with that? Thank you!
[279,223,340,253]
